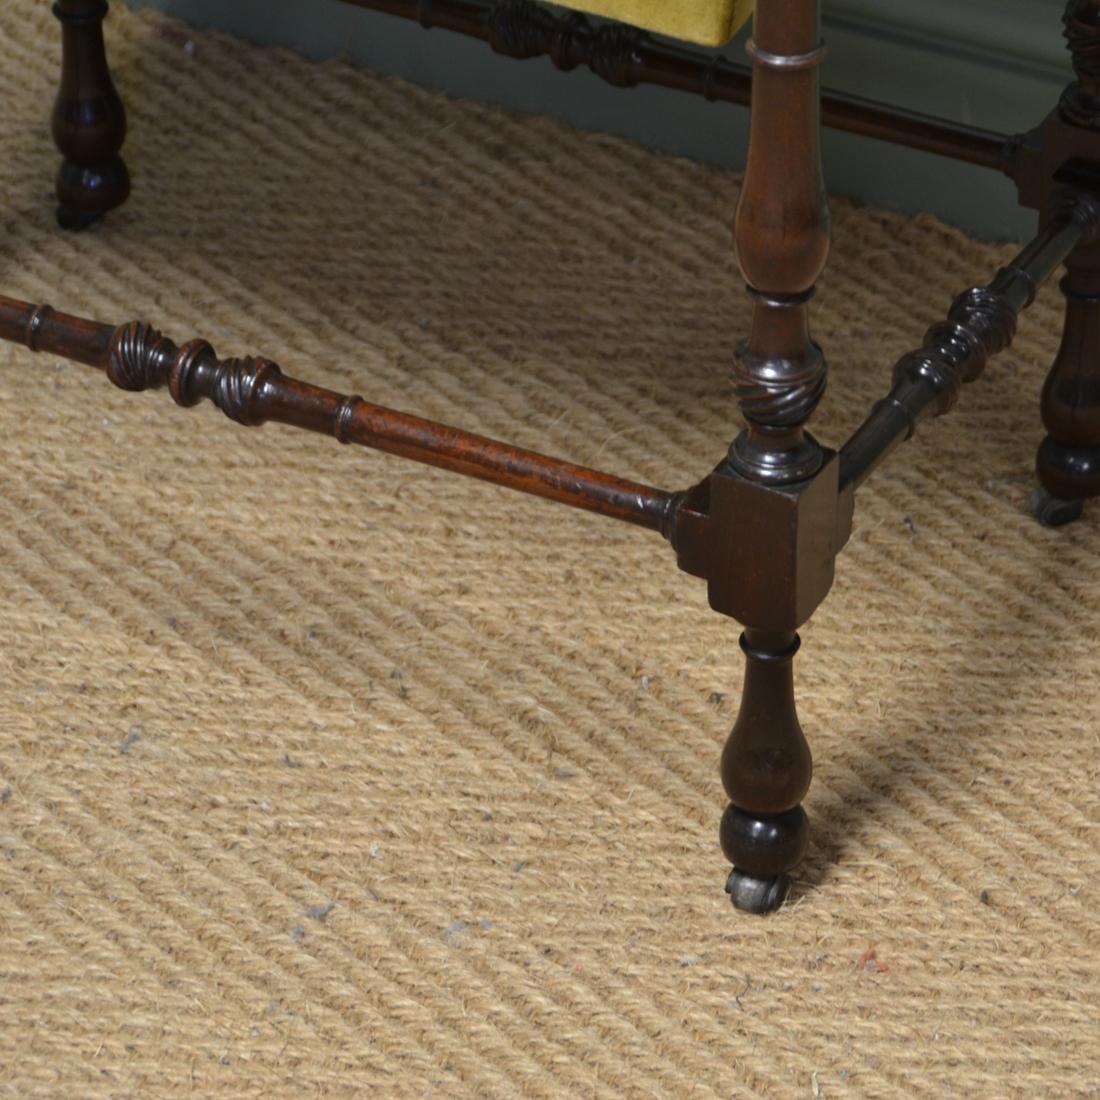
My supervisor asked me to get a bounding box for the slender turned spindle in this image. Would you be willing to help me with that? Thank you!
[838,195,1099,496]
[719,631,811,913]
[52,0,129,229]
[718,0,828,914]
[1033,0,1100,524]
[0,296,678,532]
[728,1,830,485]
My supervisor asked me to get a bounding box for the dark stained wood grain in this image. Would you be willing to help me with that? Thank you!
[1031,1,1100,521]
[51,0,129,228]
[839,195,1100,497]
[0,297,677,532]
[727,0,830,487]
[705,0,829,914]
[1037,263,1100,511]
[11,0,1100,921]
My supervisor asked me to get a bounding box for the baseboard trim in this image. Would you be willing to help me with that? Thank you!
[823,0,1069,84]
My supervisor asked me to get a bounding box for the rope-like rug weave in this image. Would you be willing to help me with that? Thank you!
[1,6,1097,1097]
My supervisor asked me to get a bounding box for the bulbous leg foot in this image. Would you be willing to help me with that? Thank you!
[719,802,807,914]
[1034,267,1100,523]
[1031,486,1085,528]
[56,206,101,231]
[55,156,130,230]
[718,632,812,916]
[725,869,790,914]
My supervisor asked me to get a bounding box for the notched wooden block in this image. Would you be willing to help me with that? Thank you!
[671,451,840,632]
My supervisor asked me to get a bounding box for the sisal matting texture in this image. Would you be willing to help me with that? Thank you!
[0,6,1098,1098]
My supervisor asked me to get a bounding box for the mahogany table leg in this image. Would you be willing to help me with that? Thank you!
[51,0,129,229]
[616,0,834,912]
[716,0,829,913]
[1031,0,1100,524]
[1035,259,1100,525]
[720,630,812,913]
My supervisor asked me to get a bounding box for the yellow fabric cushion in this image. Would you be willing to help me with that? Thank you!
[566,0,753,46]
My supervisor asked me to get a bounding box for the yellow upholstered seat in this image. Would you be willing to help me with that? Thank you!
[565,0,753,46]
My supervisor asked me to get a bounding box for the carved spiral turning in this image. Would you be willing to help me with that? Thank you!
[891,284,1017,418]
[588,24,645,87]
[213,357,282,425]
[106,323,281,427]
[732,342,828,428]
[1061,0,1100,127]
[1064,0,1100,80]
[487,0,564,60]
[486,0,644,84]
[107,321,171,391]
[950,287,1018,376]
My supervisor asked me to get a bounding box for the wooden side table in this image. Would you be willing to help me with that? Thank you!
[3,0,1099,913]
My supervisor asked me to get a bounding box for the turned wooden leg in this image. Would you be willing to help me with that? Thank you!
[719,0,829,913]
[1031,1,1100,524]
[720,631,812,912]
[1034,259,1100,525]
[51,0,129,229]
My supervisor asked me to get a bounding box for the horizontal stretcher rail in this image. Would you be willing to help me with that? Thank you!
[0,296,679,534]
[837,191,1100,497]
[337,0,1013,171]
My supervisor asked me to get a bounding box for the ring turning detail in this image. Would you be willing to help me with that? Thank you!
[744,38,827,71]
[0,0,1098,916]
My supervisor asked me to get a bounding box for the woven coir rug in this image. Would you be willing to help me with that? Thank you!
[0,5,1097,1097]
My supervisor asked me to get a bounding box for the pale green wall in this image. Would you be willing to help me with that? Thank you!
[122,0,1070,241]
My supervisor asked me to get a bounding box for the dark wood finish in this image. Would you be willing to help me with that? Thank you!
[1036,261,1100,517]
[7,0,1100,919]
[0,296,677,531]
[1031,1,1100,520]
[712,0,827,914]
[658,0,1100,916]
[839,195,1100,497]
[719,630,810,912]
[728,10,829,486]
[668,203,1096,658]
[672,455,840,633]
[51,0,129,229]
[1060,0,1100,131]
[672,0,832,914]
[339,0,1012,171]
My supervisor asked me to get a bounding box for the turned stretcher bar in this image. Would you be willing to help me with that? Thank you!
[1,196,1094,548]
[838,191,1100,499]
[0,297,678,533]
